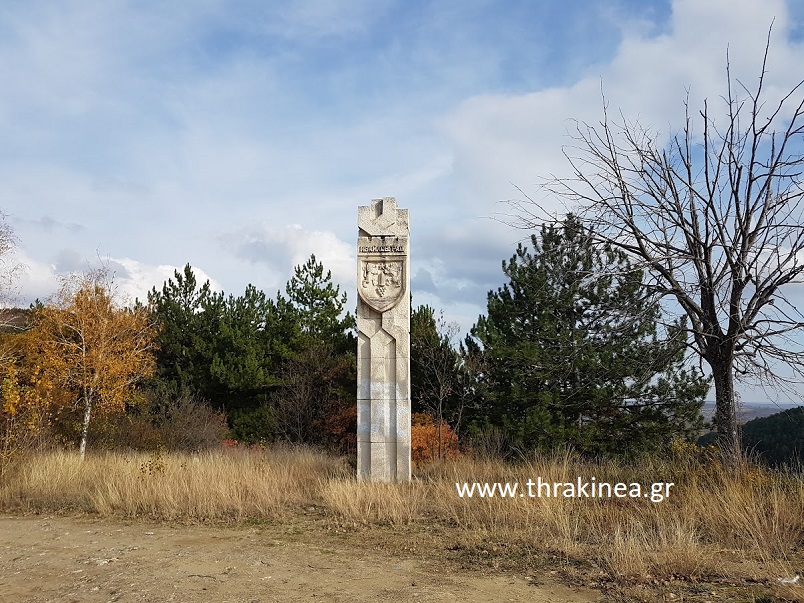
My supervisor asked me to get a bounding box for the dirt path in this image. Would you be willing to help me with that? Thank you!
[0,515,600,602]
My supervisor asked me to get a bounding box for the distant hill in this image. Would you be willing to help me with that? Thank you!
[0,308,31,333]
[741,406,804,467]
[700,401,802,424]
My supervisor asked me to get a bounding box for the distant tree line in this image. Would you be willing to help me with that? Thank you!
[741,407,804,467]
[0,255,357,459]
[411,215,709,460]
[1,217,712,462]
[146,255,356,452]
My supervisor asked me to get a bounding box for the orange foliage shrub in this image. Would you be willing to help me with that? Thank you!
[410,412,460,466]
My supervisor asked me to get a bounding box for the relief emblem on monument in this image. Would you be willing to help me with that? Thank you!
[358,258,406,312]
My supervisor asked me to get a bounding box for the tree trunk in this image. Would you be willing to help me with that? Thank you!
[710,357,741,462]
[79,395,92,461]
[437,414,443,462]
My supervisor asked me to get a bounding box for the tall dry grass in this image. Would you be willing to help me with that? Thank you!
[1,445,801,594]
[415,449,804,581]
[0,447,348,520]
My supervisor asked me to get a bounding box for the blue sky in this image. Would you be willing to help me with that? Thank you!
[2,0,804,403]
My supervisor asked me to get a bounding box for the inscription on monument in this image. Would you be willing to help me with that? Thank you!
[358,244,405,253]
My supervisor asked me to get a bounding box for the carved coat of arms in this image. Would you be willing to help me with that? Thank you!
[358,259,406,312]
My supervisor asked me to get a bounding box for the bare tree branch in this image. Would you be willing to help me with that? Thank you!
[507,31,804,461]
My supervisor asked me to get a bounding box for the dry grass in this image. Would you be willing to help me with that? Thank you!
[0,447,349,520]
[1,446,802,600]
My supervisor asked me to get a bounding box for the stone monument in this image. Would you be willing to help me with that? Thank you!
[356,197,411,482]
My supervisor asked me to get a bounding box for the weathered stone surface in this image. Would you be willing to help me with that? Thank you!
[356,198,411,482]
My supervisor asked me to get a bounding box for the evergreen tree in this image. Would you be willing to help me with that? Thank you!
[147,256,357,448]
[469,215,709,457]
[147,264,218,399]
[147,267,295,414]
[273,254,356,447]
[284,254,354,353]
[209,285,297,411]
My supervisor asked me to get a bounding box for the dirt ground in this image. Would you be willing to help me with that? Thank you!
[0,515,600,603]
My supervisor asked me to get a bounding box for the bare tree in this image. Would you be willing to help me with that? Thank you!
[411,305,464,461]
[0,212,24,334]
[275,353,320,444]
[510,34,804,461]
[0,214,27,387]
[274,343,352,446]
[0,212,20,299]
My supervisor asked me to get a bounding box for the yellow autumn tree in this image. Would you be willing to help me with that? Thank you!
[0,315,61,473]
[1,361,33,474]
[24,269,158,458]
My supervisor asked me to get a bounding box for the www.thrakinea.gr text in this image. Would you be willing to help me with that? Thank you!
[455,478,675,503]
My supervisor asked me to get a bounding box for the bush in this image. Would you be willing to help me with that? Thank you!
[155,394,229,451]
[95,392,228,452]
[0,405,59,477]
[229,404,278,445]
[410,412,459,466]
[317,403,356,456]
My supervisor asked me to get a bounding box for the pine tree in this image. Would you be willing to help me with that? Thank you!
[146,256,357,448]
[284,254,354,353]
[209,285,296,409]
[470,215,709,457]
[147,264,218,399]
[148,266,297,418]
[273,254,356,447]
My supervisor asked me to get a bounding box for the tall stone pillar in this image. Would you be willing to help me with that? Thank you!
[356,197,411,482]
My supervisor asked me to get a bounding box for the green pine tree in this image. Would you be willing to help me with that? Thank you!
[283,254,355,353]
[469,215,709,457]
[147,264,218,399]
[148,266,295,418]
[272,254,356,447]
[209,284,296,409]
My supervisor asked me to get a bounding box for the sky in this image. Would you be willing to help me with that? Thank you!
[1,0,804,404]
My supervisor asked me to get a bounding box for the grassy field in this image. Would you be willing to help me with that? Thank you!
[1,446,801,602]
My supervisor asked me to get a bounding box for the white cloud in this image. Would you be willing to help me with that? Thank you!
[6,250,52,306]
[440,0,802,224]
[7,248,221,309]
[223,223,355,294]
[107,258,222,306]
